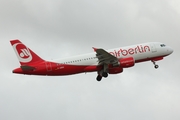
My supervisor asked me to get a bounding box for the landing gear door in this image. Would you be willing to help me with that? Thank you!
[151,43,157,53]
[46,62,52,71]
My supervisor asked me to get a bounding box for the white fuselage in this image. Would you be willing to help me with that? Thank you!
[53,42,173,66]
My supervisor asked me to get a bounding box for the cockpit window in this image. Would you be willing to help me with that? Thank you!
[160,44,166,47]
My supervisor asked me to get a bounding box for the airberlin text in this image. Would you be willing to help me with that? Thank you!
[110,45,150,57]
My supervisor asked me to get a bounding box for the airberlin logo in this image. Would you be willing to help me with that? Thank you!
[13,43,32,63]
[19,49,30,58]
[110,45,150,57]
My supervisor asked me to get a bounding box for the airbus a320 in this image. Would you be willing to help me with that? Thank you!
[10,40,173,81]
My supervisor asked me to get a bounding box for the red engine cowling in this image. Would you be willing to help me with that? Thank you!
[109,67,123,74]
[119,57,135,68]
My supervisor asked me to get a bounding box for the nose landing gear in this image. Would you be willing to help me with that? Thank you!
[151,60,159,69]
[154,65,159,69]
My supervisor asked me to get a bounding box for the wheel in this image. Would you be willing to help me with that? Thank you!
[96,75,102,81]
[154,65,159,69]
[102,72,108,78]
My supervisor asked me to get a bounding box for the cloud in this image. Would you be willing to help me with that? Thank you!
[0,0,180,120]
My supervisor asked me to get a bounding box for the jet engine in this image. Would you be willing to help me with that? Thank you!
[108,57,135,74]
[119,57,135,68]
[109,67,123,74]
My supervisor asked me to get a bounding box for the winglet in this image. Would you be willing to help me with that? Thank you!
[92,47,97,52]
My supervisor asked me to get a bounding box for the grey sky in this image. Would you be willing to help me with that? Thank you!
[0,0,180,120]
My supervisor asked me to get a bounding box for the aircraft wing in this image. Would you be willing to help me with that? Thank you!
[93,47,119,66]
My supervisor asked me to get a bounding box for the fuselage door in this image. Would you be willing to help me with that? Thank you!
[45,62,52,71]
[151,43,157,53]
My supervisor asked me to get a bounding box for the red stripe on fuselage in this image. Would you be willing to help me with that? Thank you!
[13,64,102,76]
[135,56,165,63]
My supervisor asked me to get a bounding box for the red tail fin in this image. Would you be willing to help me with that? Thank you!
[10,40,45,65]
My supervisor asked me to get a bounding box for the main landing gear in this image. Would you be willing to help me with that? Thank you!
[96,75,102,81]
[96,72,108,81]
[151,60,159,69]
[102,72,108,78]
[96,64,109,81]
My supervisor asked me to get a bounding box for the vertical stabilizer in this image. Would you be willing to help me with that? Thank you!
[10,39,45,65]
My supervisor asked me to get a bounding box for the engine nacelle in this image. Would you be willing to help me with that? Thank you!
[119,57,135,68]
[108,57,135,74]
[109,67,123,74]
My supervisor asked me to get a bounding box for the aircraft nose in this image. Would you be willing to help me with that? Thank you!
[167,47,173,55]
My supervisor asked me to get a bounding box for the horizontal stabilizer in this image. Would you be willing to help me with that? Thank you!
[21,65,36,71]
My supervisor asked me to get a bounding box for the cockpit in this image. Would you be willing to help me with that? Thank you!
[160,44,166,47]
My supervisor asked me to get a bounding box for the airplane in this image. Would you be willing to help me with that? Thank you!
[10,39,173,81]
